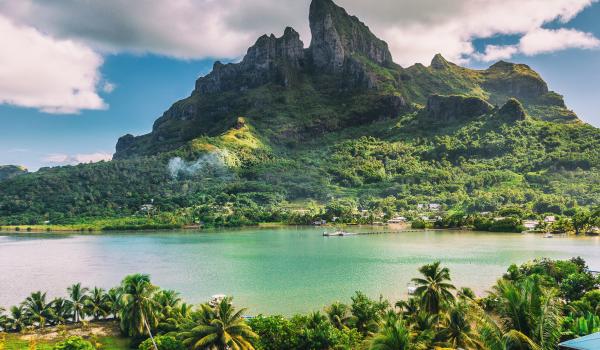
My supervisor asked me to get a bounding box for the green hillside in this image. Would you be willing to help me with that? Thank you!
[1,0,598,227]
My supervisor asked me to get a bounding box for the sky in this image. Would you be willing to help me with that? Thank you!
[0,0,599,171]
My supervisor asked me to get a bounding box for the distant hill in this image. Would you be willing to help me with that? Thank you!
[0,0,598,225]
[0,165,27,181]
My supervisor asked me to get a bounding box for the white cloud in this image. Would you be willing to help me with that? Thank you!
[474,45,520,62]
[0,15,106,114]
[44,152,113,165]
[0,0,598,73]
[1,0,597,67]
[476,28,600,62]
[519,28,600,55]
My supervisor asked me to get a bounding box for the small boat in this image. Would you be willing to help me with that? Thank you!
[209,294,227,307]
[407,283,417,295]
[323,230,355,237]
[544,233,554,239]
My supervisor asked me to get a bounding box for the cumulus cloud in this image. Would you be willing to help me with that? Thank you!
[0,14,107,114]
[519,28,600,55]
[0,0,597,67]
[476,28,600,62]
[44,152,113,165]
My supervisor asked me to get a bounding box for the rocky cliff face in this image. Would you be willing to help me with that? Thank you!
[309,0,393,73]
[425,95,494,123]
[196,27,305,94]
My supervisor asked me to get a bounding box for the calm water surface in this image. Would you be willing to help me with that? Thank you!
[1,227,599,314]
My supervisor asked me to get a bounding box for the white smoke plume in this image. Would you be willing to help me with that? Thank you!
[168,151,231,179]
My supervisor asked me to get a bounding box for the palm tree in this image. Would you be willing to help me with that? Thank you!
[22,291,54,329]
[6,305,29,332]
[474,304,541,350]
[411,261,456,315]
[370,319,412,350]
[491,276,562,349]
[180,297,257,350]
[437,301,482,350]
[51,297,72,325]
[119,274,159,338]
[105,287,122,320]
[325,301,351,329]
[67,283,89,323]
[0,306,8,332]
[86,287,109,321]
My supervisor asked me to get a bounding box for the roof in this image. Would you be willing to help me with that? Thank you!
[560,332,600,350]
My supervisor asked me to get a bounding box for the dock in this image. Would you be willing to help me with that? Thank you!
[323,229,423,236]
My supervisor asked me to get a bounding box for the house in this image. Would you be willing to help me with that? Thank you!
[387,216,407,224]
[417,204,425,210]
[522,220,539,230]
[429,203,441,211]
[312,220,327,226]
[140,204,155,212]
[544,216,556,223]
[493,217,506,222]
[420,216,429,221]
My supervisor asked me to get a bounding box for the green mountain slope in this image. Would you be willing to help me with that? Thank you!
[0,0,598,226]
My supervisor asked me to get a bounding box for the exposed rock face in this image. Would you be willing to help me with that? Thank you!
[115,134,136,158]
[309,0,393,73]
[498,98,527,121]
[483,61,549,100]
[425,95,493,123]
[196,27,305,94]
[430,54,452,70]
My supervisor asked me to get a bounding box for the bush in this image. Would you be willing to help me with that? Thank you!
[139,336,185,350]
[53,337,94,350]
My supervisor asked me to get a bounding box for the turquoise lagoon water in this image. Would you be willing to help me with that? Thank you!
[1,227,599,314]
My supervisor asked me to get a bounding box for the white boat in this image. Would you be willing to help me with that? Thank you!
[323,230,355,237]
[209,294,227,307]
[544,233,554,238]
[407,283,417,295]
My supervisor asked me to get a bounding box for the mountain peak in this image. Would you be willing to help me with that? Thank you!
[309,0,393,73]
[430,54,451,69]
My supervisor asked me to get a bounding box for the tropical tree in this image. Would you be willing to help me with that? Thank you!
[412,261,456,315]
[325,301,351,329]
[119,274,159,338]
[0,306,8,332]
[86,287,108,321]
[51,298,72,325]
[67,283,89,323]
[180,297,257,350]
[370,319,412,350]
[22,291,54,328]
[6,305,29,332]
[474,305,541,350]
[491,277,562,349]
[437,301,482,350]
[350,292,389,336]
[105,287,122,320]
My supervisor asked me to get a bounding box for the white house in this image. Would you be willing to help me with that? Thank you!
[544,216,556,223]
[387,216,407,224]
[523,220,538,230]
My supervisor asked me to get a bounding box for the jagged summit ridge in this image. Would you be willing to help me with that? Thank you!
[196,27,305,94]
[309,0,393,72]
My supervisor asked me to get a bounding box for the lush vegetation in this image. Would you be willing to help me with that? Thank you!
[1,258,598,349]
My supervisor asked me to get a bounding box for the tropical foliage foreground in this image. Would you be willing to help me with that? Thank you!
[1,258,599,350]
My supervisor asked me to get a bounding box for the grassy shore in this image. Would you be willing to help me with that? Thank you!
[1,322,129,350]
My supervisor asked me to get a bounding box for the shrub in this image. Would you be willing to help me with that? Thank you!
[139,336,185,350]
[52,337,94,350]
